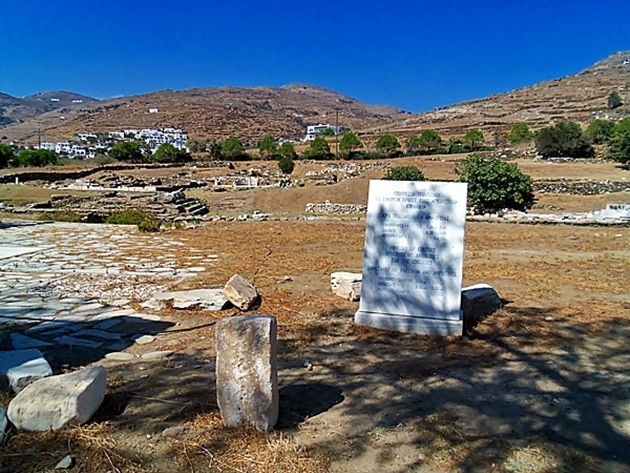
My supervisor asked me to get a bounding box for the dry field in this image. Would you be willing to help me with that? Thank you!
[1,157,629,473]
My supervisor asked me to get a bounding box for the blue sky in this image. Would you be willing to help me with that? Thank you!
[1,0,628,112]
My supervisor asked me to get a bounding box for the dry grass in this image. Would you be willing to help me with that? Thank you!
[168,412,328,473]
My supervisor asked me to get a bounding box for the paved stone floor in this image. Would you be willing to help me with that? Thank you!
[0,220,215,361]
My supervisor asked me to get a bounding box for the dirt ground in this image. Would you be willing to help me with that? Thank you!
[2,219,629,473]
[1,158,629,473]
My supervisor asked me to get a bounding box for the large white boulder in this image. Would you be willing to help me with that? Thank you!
[331,271,362,301]
[223,274,260,310]
[0,349,52,393]
[7,366,107,431]
[215,315,278,432]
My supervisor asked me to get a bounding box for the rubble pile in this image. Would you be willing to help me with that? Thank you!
[534,179,630,195]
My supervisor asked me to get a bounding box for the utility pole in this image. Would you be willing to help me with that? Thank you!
[37,128,41,149]
[335,108,339,158]
[624,82,629,118]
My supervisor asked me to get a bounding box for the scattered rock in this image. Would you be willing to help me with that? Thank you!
[461,284,502,329]
[330,271,362,301]
[140,350,173,360]
[215,315,278,432]
[104,352,135,361]
[222,274,261,310]
[162,425,185,437]
[134,335,155,345]
[143,289,231,311]
[55,455,75,469]
[0,349,52,393]
[8,366,107,431]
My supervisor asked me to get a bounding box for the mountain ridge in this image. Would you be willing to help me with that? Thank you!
[2,51,629,144]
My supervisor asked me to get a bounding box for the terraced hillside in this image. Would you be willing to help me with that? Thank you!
[366,51,630,140]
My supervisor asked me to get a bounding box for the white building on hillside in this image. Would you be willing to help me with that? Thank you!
[304,124,340,141]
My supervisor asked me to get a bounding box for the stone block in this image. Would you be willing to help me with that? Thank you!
[461,284,502,329]
[330,272,362,301]
[223,274,260,310]
[143,289,231,311]
[0,349,52,393]
[215,315,278,432]
[7,366,107,431]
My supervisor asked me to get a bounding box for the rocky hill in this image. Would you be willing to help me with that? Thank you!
[0,91,98,129]
[2,52,629,145]
[0,84,410,144]
[369,51,630,141]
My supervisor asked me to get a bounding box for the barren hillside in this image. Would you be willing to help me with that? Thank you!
[0,84,410,144]
[369,51,630,140]
[0,91,98,128]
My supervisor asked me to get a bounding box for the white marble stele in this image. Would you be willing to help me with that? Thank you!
[355,180,468,336]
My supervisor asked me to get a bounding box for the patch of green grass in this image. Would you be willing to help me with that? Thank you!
[369,425,391,441]
[37,211,82,223]
[105,209,153,225]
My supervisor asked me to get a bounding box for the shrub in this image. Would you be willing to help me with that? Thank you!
[278,155,295,174]
[37,211,82,223]
[106,209,153,225]
[137,216,161,232]
[455,153,534,212]
[383,165,426,181]
[507,123,534,144]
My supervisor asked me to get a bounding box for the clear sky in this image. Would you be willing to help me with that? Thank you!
[1,0,628,113]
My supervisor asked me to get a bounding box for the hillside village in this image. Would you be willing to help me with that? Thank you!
[36,127,189,159]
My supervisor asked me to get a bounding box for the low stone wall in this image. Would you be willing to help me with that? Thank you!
[534,179,630,195]
[305,201,367,214]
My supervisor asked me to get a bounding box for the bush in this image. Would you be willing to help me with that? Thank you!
[507,123,534,144]
[106,209,153,225]
[137,216,161,233]
[37,211,82,223]
[383,165,426,181]
[278,155,295,174]
[608,118,630,165]
[455,153,534,212]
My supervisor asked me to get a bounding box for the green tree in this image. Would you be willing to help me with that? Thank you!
[302,136,332,159]
[187,139,207,153]
[258,134,276,160]
[455,153,534,212]
[221,136,249,161]
[151,143,192,163]
[278,155,295,174]
[339,132,363,158]
[108,141,146,163]
[207,140,223,160]
[585,119,615,144]
[0,143,13,168]
[277,142,297,160]
[608,91,623,110]
[374,134,401,156]
[608,118,630,165]
[507,123,534,144]
[464,128,485,150]
[417,129,442,154]
[320,127,336,137]
[383,165,426,181]
[15,149,58,167]
[535,121,594,158]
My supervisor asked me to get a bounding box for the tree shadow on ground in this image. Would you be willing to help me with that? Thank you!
[292,304,630,472]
